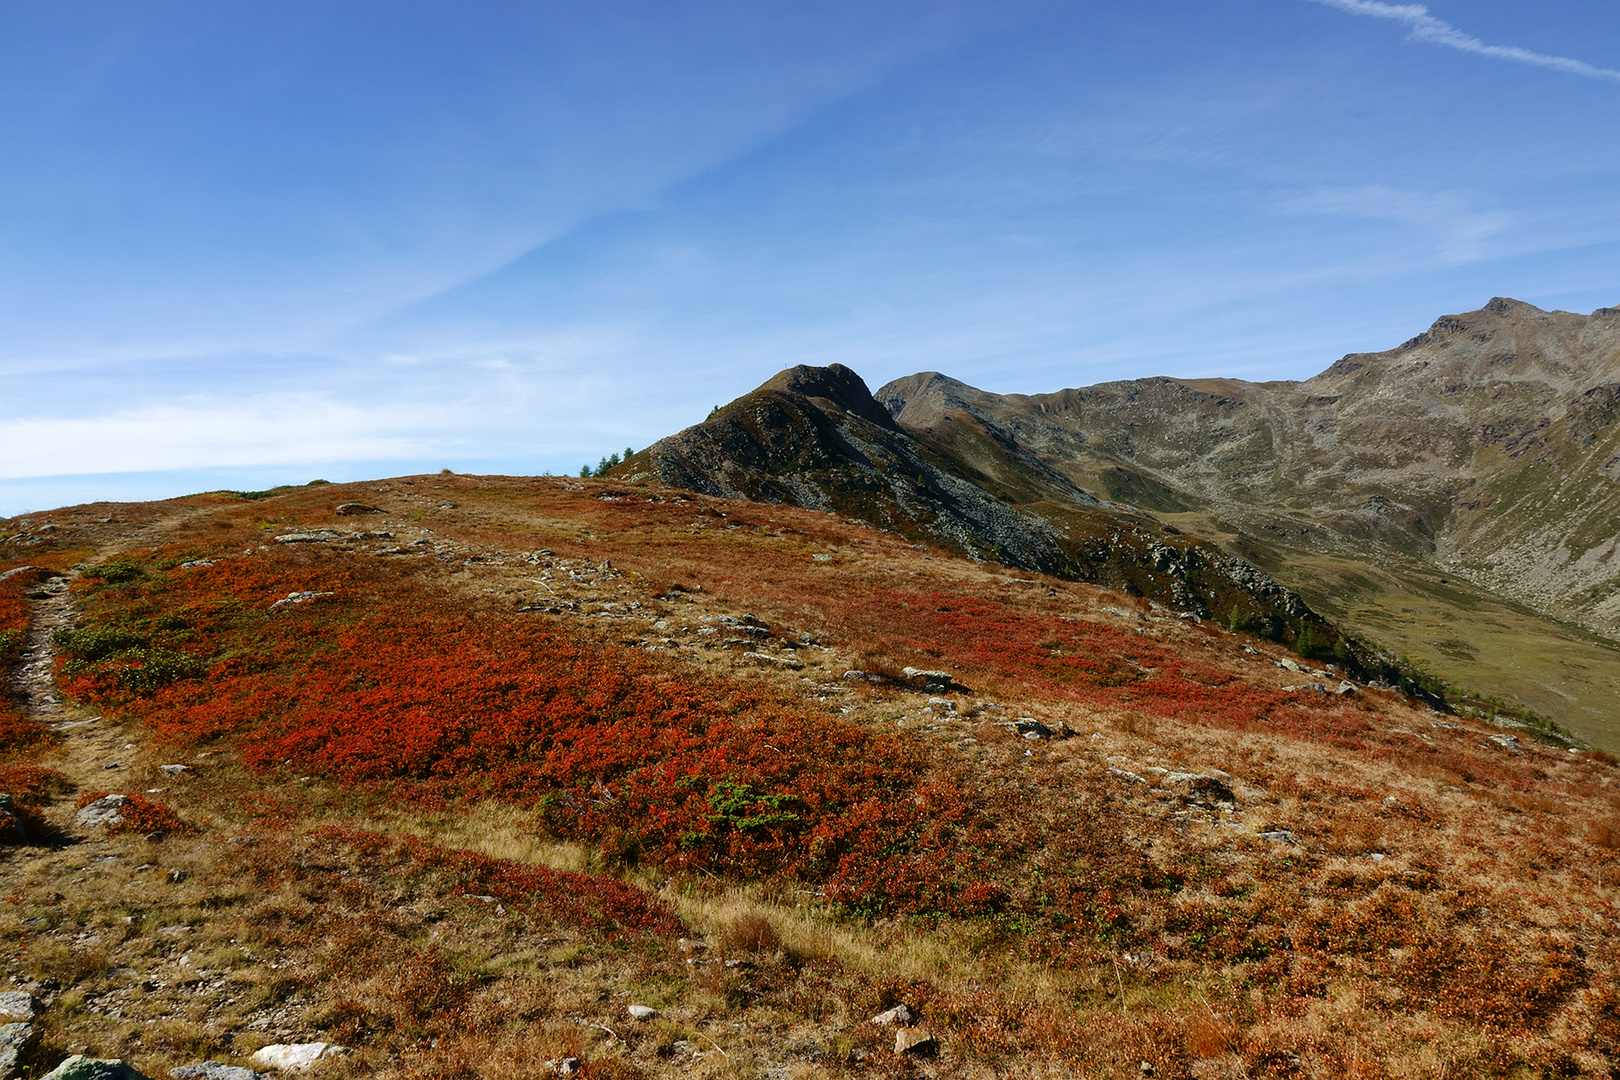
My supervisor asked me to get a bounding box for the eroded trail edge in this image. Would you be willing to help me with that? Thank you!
[13,571,78,731]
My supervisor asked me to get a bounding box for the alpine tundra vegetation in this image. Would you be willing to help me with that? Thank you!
[4,405,1620,1075]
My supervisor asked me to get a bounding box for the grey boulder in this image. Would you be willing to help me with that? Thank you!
[0,993,40,1021]
[169,1064,271,1080]
[75,795,130,829]
[0,1023,37,1079]
[40,1057,153,1080]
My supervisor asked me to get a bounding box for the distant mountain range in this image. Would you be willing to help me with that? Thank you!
[632,297,1620,738]
[880,297,1620,637]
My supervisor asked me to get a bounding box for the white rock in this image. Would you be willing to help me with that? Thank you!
[160,764,190,775]
[75,794,130,829]
[627,1004,660,1020]
[270,591,333,608]
[743,651,802,669]
[872,1004,915,1026]
[249,1044,348,1072]
[0,991,40,1020]
[272,531,346,544]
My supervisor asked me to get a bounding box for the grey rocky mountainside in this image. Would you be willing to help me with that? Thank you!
[876,297,1620,639]
[637,364,1370,675]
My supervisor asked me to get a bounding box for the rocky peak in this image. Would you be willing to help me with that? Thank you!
[874,371,989,427]
[758,364,898,430]
[1307,298,1620,399]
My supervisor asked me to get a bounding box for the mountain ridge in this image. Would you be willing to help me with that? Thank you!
[636,296,1620,740]
[877,296,1620,633]
[640,362,1454,700]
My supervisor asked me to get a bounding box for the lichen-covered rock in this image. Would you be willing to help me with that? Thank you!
[901,667,952,688]
[169,1063,271,1080]
[871,1004,914,1026]
[1160,772,1236,804]
[894,1026,937,1056]
[39,1056,153,1080]
[0,1022,37,1079]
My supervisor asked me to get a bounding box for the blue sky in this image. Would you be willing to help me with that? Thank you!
[3,0,1618,515]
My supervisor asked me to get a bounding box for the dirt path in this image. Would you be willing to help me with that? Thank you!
[12,572,142,803]
[0,574,302,1072]
[14,572,76,726]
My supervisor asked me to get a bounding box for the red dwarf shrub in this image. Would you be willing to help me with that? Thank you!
[0,706,47,759]
[0,565,48,756]
[76,790,189,835]
[0,764,69,841]
[0,570,28,667]
[56,548,1003,917]
[872,590,1325,727]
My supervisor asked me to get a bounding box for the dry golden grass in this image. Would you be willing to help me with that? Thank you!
[6,474,1620,1077]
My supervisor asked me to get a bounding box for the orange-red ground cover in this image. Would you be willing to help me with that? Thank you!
[17,480,1620,1073]
[0,563,46,756]
[0,763,69,840]
[56,546,1013,919]
[75,790,188,835]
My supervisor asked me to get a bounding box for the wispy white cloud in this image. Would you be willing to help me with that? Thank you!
[0,396,444,480]
[1279,184,1511,263]
[1306,0,1620,82]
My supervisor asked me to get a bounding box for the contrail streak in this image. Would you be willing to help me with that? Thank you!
[1306,0,1620,83]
